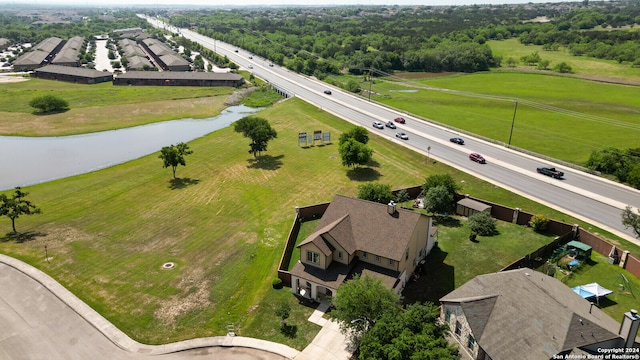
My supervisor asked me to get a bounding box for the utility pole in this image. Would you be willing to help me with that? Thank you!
[508,100,518,146]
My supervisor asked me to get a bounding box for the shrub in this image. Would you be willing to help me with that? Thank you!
[272,277,283,289]
[529,214,549,232]
[29,95,69,113]
[468,211,497,236]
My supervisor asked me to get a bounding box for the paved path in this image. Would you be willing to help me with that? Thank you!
[0,254,350,360]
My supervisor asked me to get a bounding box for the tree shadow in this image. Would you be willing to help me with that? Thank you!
[434,217,462,228]
[346,167,381,181]
[169,177,200,190]
[247,154,284,170]
[0,230,47,243]
[280,323,298,338]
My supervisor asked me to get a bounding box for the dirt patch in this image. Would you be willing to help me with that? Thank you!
[225,86,258,105]
[0,75,30,83]
[154,267,212,323]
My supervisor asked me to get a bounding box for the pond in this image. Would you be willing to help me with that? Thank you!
[0,105,261,191]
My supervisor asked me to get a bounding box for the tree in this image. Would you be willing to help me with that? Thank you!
[468,211,497,236]
[422,174,460,198]
[159,142,193,179]
[554,62,573,73]
[275,301,291,328]
[29,95,69,113]
[332,274,400,349]
[233,116,278,158]
[357,183,394,204]
[622,205,640,239]
[423,185,454,216]
[339,138,373,168]
[359,302,458,360]
[529,214,549,232]
[339,126,369,145]
[0,187,42,233]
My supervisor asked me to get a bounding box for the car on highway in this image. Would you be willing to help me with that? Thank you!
[385,121,396,129]
[249,56,253,59]
[248,65,253,69]
[324,90,332,95]
[450,137,465,145]
[396,132,409,140]
[394,117,406,124]
[537,166,564,179]
[469,153,486,164]
[234,49,238,52]
[372,121,384,129]
[269,63,274,67]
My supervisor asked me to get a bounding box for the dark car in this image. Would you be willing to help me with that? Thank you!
[385,121,396,129]
[324,90,332,95]
[394,117,406,124]
[469,153,486,164]
[450,137,465,145]
[396,132,409,140]
[537,166,564,179]
[234,49,238,52]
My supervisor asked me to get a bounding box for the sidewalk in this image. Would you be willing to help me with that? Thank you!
[0,254,350,360]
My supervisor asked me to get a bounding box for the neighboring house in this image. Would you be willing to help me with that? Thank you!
[33,65,113,84]
[290,194,436,302]
[113,71,244,87]
[51,36,84,67]
[440,268,640,360]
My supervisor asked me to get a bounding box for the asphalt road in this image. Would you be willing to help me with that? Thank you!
[0,261,288,360]
[143,16,640,244]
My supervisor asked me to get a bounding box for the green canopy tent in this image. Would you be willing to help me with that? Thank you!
[567,240,592,260]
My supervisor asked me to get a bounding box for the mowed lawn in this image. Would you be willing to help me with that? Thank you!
[371,71,640,165]
[0,79,232,136]
[1,85,639,348]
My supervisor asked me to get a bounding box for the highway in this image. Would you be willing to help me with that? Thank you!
[144,16,640,245]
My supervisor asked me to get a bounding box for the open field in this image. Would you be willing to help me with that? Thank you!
[370,71,640,165]
[3,94,629,348]
[0,79,233,136]
[488,38,640,84]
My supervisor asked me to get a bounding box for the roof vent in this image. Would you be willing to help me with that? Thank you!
[387,200,396,215]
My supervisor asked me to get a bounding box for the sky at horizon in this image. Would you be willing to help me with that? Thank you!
[0,0,579,7]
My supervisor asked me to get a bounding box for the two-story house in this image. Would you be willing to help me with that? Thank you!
[290,194,436,302]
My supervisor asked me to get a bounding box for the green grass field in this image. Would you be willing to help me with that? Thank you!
[369,71,640,165]
[1,65,640,349]
[488,38,640,83]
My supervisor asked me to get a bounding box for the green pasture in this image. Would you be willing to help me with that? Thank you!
[488,38,640,82]
[369,72,640,165]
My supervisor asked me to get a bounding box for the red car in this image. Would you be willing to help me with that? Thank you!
[394,117,406,124]
[469,153,486,164]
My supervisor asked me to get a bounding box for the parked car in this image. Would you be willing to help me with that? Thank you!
[394,117,406,124]
[324,90,332,95]
[469,153,486,164]
[385,121,396,129]
[396,132,409,140]
[450,137,465,145]
[372,121,384,129]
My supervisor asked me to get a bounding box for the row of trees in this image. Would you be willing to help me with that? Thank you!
[586,147,640,189]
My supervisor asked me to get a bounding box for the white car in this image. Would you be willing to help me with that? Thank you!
[248,65,253,69]
[372,121,384,129]
[396,132,409,140]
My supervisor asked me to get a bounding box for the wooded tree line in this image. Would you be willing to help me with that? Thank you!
[154,1,640,76]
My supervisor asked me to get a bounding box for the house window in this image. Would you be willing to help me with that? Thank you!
[306,250,319,264]
[338,251,343,259]
[375,255,381,262]
[446,310,452,323]
[467,335,475,349]
[455,321,462,336]
[389,259,394,266]
[362,252,368,259]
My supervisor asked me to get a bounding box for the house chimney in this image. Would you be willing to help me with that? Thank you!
[387,200,396,215]
[619,309,640,349]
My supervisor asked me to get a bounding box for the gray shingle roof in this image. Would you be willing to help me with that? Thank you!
[440,268,623,359]
[115,71,242,81]
[13,37,63,66]
[34,64,112,79]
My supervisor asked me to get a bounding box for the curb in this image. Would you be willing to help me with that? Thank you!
[0,253,300,359]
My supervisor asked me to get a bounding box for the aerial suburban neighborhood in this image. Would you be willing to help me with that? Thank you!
[0,2,639,360]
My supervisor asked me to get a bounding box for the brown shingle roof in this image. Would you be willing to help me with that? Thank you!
[440,268,623,359]
[312,194,424,261]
